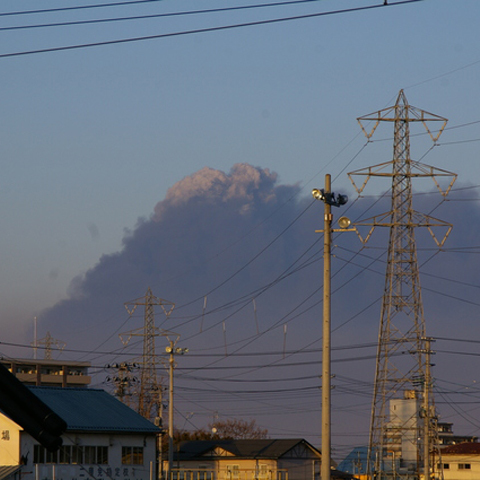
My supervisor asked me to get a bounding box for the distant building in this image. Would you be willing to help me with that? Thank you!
[0,386,161,480]
[437,422,478,446]
[339,416,477,479]
[384,390,420,471]
[0,358,91,387]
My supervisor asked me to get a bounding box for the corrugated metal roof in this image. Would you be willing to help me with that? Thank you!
[176,439,320,460]
[28,386,161,434]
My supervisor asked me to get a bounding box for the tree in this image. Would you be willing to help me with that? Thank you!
[171,418,268,446]
[209,419,268,440]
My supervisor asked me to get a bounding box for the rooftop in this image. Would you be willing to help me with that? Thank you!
[27,386,161,434]
[176,439,321,460]
[441,442,480,455]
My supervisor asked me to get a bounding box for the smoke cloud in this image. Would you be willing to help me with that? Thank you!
[34,163,480,445]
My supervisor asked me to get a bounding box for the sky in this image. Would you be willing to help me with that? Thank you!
[1,0,480,463]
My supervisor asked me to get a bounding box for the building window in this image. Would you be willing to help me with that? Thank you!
[71,445,84,464]
[84,446,96,464]
[34,445,107,465]
[45,449,58,464]
[258,464,268,479]
[97,446,108,464]
[458,463,471,470]
[34,445,45,464]
[59,446,71,464]
[226,465,239,480]
[442,463,450,469]
[122,446,144,465]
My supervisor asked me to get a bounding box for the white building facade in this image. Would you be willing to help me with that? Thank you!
[0,387,161,480]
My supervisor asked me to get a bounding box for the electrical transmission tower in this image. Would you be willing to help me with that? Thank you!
[348,90,456,480]
[34,332,66,360]
[120,287,175,421]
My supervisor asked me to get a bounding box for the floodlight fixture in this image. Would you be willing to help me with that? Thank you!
[312,188,348,207]
[312,188,324,201]
[338,216,351,229]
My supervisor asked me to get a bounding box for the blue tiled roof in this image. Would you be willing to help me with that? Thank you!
[28,386,161,434]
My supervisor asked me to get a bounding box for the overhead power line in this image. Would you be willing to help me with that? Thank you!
[0,0,168,17]
[0,0,424,59]
[0,0,328,31]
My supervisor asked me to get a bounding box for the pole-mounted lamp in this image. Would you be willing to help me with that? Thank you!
[312,174,355,480]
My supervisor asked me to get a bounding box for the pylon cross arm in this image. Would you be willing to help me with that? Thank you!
[357,105,447,142]
[348,161,394,194]
[410,161,457,196]
[125,304,138,316]
[410,211,453,247]
[160,303,176,317]
[408,105,448,142]
[352,210,452,247]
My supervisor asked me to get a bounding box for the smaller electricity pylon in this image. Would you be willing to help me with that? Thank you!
[33,332,66,360]
[120,288,175,421]
[348,90,456,480]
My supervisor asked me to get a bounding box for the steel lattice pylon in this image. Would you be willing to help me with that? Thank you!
[348,90,456,480]
[120,287,175,420]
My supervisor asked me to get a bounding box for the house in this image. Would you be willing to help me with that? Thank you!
[438,442,480,480]
[0,386,162,480]
[167,438,354,480]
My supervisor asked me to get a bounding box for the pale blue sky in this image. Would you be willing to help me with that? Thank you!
[2,0,479,331]
[0,0,480,451]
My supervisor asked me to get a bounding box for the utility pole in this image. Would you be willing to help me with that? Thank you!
[312,175,351,480]
[105,362,138,408]
[120,288,175,420]
[348,90,456,480]
[165,335,188,480]
[422,338,433,480]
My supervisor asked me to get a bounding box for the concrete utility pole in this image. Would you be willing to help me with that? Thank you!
[312,175,351,480]
[348,90,456,480]
[166,336,188,480]
[105,362,139,409]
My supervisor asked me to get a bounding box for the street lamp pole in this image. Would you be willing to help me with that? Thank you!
[312,174,351,480]
[322,174,332,480]
[168,340,174,479]
[166,338,188,480]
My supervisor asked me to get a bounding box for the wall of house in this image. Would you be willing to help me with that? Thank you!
[217,459,278,480]
[0,416,22,465]
[18,432,158,480]
[170,458,285,480]
[171,457,310,480]
[440,455,479,480]
[278,458,318,480]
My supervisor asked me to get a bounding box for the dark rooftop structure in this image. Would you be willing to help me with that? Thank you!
[175,438,320,460]
[27,386,160,434]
